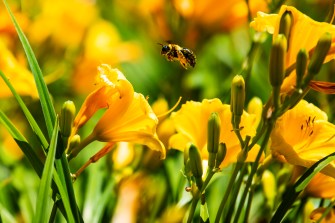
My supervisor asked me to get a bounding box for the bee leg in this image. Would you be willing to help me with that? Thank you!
[180,61,188,69]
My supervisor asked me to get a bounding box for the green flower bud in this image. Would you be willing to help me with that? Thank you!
[207,112,221,151]
[67,134,81,153]
[215,143,227,168]
[269,34,287,88]
[308,32,332,75]
[207,112,221,169]
[231,75,245,129]
[60,100,76,138]
[188,144,203,188]
[296,49,308,88]
[279,11,293,43]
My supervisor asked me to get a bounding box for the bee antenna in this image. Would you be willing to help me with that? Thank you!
[157,43,163,46]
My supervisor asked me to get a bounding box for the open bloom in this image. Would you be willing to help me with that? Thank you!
[169,98,260,167]
[71,64,165,159]
[271,100,335,178]
[251,5,335,94]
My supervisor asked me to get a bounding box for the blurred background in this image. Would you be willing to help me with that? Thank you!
[1,0,335,222]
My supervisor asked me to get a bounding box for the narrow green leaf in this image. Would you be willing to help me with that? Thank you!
[3,0,56,138]
[34,118,59,223]
[0,110,44,175]
[52,168,76,223]
[271,151,335,223]
[0,111,74,221]
[0,71,48,150]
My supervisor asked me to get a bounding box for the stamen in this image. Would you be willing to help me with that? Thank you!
[157,96,182,118]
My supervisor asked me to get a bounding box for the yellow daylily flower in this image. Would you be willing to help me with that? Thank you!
[310,207,335,223]
[71,64,165,159]
[0,40,38,98]
[72,64,134,133]
[292,166,335,199]
[92,92,165,158]
[271,100,335,178]
[28,0,97,47]
[173,0,268,31]
[151,97,176,148]
[169,98,260,167]
[251,5,335,94]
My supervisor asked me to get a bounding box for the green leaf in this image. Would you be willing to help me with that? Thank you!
[0,110,44,175]
[3,0,56,138]
[34,118,59,223]
[0,110,75,222]
[270,151,335,223]
[0,71,48,150]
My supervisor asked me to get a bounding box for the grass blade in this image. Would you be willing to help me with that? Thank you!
[271,151,335,223]
[34,118,59,223]
[3,0,56,138]
[0,70,48,150]
[0,110,44,175]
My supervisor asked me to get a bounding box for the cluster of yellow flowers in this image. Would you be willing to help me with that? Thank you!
[3,1,335,222]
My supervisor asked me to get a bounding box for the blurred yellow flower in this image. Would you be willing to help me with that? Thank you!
[151,97,176,148]
[0,40,38,98]
[271,100,335,178]
[28,0,97,47]
[174,0,268,31]
[169,98,260,167]
[310,207,335,223]
[72,20,141,95]
[71,64,165,159]
[251,5,335,94]
[292,166,335,199]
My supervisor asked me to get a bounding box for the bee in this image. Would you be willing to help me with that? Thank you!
[159,42,196,69]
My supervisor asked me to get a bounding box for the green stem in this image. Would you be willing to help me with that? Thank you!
[68,133,95,161]
[244,185,254,223]
[60,154,82,222]
[187,194,200,223]
[234,121,274,221]
[225,163,247,222]
[214,162,243,223]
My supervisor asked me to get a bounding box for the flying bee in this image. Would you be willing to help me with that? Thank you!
[159,43,196,69]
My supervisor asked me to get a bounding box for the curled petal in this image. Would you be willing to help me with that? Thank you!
[93,92,165,158]
[309,80,335,94]
[73,64,134,133]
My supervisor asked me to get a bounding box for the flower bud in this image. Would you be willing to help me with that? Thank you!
[230,75,245,129]
[269,34,287,88]
[247,97,263,128]
[296,49,308,88]
[67,134,81,153]
[262,170,276,209]
[207,112,221,169]
[215,143,227,168]
[188,144,203,188]
[60,101,76,138]
[207,112,221,154]
[279,11,293,43]
[308,32,332,75]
